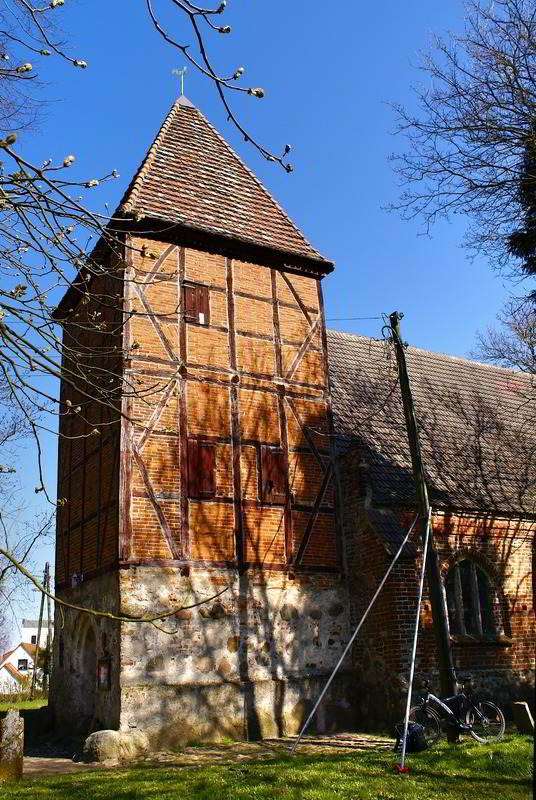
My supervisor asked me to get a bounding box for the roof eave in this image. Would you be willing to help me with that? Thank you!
[134,214,335,273]
[53,215,334,322]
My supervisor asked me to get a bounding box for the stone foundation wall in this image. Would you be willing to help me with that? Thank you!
[119,674,354,748]
[118,565,353,743]
[49,572,121,734]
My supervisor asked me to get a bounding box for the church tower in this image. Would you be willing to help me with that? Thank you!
[51,97,352,743]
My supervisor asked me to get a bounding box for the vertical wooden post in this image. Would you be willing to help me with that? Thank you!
[388,312,458,699]
[30,563,48,699]
[45,565,53,693]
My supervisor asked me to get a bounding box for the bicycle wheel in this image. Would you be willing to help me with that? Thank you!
[467,700,505,743]
[409,705,442,747]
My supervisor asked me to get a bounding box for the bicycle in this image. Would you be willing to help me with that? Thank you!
[408,678,505,746]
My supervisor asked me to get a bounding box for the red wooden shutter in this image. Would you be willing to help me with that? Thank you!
[183,285,198,323]
[187,439,216,498]
[198,285,210,326]
[199,444,216,497]
[261,447,286,504]
[183,284,210,325]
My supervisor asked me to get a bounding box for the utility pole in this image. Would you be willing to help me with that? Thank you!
[45,564,53,694]
[30,562,48,699]
[388,312,457,698]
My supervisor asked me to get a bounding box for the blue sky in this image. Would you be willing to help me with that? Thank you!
[10,0,512,624]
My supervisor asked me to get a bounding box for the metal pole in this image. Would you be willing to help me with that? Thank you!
[290,513,420,754]
[388,311,457,698]
[399,508,432,770]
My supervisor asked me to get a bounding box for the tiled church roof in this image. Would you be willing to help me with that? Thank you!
[119,96,331,268]
[328,329,536,517]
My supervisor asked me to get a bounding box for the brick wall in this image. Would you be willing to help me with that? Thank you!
[121,236,339,572]
[55,258,122,588]
[340,454,535,727]
[55,235,340,586]
[419,512,535,709]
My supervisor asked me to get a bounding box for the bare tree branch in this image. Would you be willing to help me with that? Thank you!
[389,0,536,291]
[0,1,292,625]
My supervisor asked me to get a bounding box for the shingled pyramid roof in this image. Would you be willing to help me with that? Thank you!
[119,96,331,269]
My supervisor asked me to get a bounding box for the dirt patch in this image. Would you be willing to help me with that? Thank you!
[22,732,392,778]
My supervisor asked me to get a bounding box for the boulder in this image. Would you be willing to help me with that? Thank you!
[83,729,150,763]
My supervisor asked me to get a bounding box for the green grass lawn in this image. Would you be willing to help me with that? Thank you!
[6,734,533,800]
[0,697,47,712]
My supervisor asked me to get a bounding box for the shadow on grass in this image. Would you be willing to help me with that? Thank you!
[6,735,532,800]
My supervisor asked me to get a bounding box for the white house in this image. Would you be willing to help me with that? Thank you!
[0,642,40,694]
[0,618,53,694]
[0,661,25,693]
[21,618,54,648]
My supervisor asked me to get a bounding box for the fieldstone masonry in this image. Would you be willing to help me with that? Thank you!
[51,566,355,746]
[49,573,121,733]
[119,568,353,744]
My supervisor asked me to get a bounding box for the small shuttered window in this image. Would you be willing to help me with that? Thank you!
[187,439,216,498]
[183,283,210,325]
[260,446,286,504]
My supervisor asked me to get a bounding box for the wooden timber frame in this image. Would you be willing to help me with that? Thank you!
[54,227,341,590]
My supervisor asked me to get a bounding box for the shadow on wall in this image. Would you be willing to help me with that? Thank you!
[118,543,350,747]
[113,356,349,747]
[334,370,535,729]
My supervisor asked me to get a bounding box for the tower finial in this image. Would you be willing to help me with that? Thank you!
[172,66,187,97]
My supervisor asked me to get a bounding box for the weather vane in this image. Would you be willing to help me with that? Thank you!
[172,66,187,96]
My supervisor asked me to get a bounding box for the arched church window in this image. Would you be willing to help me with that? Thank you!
[446,559,501,638]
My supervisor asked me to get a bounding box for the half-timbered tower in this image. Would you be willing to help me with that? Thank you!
[51,96,535,743]
[51,96,352,742]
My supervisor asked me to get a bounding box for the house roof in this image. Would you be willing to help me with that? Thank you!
[1,663,25,683]
[20,642,39,658]
[22,619,53,628]
[119,96,332,269]
[0,647,14,665]
[328,330,536,517]
[0,642,41,666]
